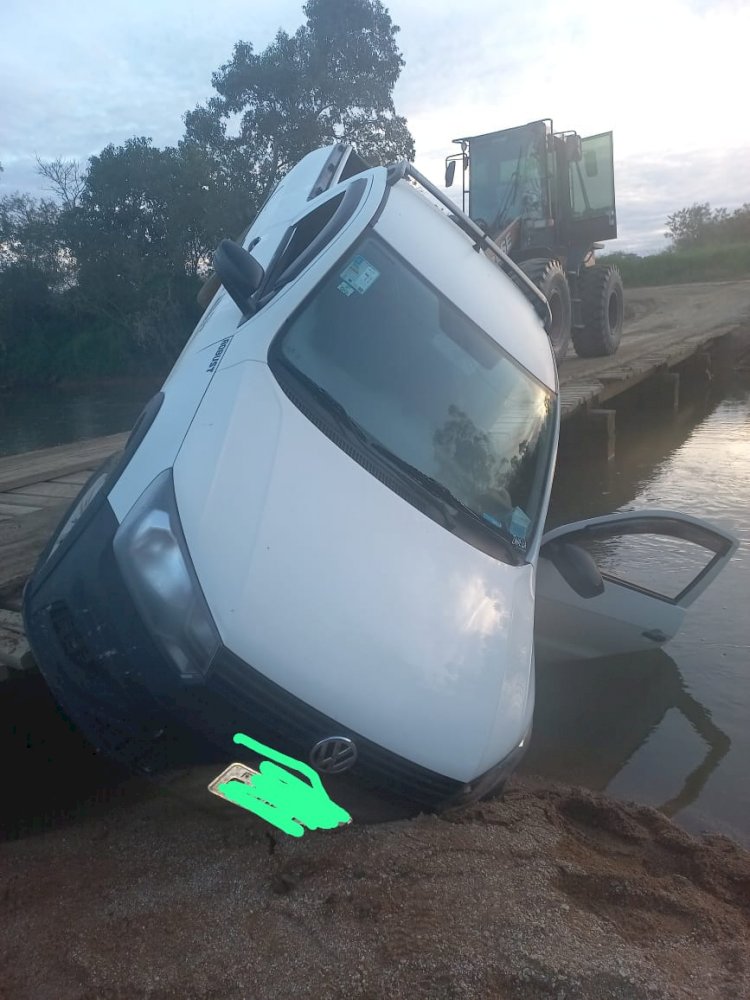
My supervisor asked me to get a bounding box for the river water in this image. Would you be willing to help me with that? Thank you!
[1,369,749,844]
[526,366,750,846]
[0,379,162,458]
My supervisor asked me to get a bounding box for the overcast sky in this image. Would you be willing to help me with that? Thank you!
[2,0,749,254]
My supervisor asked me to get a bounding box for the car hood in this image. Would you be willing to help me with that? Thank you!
[173,361,535,782]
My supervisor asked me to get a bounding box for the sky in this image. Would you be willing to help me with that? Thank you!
[1,0,749,254]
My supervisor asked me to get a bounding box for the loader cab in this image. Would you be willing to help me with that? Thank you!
[446,119,618,264]
[464,120,551,234]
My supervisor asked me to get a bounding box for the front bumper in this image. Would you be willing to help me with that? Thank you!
[24,492,527,821]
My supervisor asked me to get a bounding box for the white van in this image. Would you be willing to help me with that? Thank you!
[23,145,737,821]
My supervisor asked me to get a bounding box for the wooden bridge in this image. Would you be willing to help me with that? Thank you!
[0,434,127,604]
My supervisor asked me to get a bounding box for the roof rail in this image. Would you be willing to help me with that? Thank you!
[387,160,552,332]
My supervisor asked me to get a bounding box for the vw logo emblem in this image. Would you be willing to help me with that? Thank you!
[310,736,357,774]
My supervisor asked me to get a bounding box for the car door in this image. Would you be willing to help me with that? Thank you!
[534,510,738,662]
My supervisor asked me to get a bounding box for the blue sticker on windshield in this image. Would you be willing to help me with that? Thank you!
[509,507,531,550]
[338,255,380,296]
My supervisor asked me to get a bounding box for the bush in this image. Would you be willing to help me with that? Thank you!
[601,243,750,288]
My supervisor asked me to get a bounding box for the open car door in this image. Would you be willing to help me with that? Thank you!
[535,510,738,663]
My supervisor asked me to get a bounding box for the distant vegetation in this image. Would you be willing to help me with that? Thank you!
[0,0,413,389]
[604,202,750,288]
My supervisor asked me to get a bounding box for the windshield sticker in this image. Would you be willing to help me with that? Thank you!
[208,732,352,837]
[509,507,531,550]
[338,255,380,296]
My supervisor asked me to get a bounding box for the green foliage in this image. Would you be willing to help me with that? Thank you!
[665,202,750,250]
[0,193,76,384]
[1,0,413,388]
[184,0,414,213]
[59,138,204,364]
[601,201,750,288]
[0,193,67,281]
[602,243,750,288]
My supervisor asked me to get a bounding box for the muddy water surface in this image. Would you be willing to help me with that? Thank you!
[525,368,750,846]
[0,378,161,457]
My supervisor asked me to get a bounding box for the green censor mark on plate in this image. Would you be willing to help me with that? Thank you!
[208,733,352,837]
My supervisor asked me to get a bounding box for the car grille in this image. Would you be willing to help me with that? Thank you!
[209,647,462,809]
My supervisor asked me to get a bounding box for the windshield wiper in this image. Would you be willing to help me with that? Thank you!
[300,380,376,447]
[368,443,524,566]
[297,382,460,531]
[294,377,523,565]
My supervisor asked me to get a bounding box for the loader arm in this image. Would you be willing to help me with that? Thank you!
[492,217,522,256]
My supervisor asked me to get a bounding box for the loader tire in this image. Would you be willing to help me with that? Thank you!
[519,258,572,364]
[572,264,624,357]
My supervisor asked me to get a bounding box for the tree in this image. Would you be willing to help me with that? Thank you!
[35,157,85,210]
[58,138,206,362]
[0,193,73,382]
[1,0,417,385]
[665,202,750,250]
[0,193,65,277]
[184,0,414,220]
[665,203,714,249]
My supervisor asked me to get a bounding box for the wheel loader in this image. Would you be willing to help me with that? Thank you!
[445,118,624,362]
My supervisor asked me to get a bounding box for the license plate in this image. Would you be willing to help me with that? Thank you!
[208,735,353,836]
[208,762,259,801]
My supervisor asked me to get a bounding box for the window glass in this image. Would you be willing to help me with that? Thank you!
[572,533,713,601]
[569,133,615,219]
[274,234,556,554]
[469,124,549,228]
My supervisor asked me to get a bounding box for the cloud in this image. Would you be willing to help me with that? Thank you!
[613,148,750,253]
[0,0,302,191]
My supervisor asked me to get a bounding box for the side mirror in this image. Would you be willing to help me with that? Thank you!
[213,239,265,317]
[542,541,604,599]
[445,160,456,188]
[565,134,583,163]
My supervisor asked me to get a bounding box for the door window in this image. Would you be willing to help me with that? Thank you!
[569,132,615,220]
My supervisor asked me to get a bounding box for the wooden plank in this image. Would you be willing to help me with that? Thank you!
[0,492,66,509]
[50,472,93,485]
[0,505,62,595]
[0,609,32,673]
[0,502,43,516]
[0,432,127,494]
[9,481,80,499]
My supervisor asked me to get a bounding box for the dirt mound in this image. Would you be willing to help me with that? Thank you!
[1,773,748,1000]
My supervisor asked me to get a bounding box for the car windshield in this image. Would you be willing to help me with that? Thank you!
[272,233,556,558]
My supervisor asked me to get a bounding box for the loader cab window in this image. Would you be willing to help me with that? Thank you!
[569,132,616,221]
[468,124,549,233]
[270,233,556,563]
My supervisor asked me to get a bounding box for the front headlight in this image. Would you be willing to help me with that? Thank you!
[113,469,220,682]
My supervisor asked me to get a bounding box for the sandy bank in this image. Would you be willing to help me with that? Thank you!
[1,771,748,1000]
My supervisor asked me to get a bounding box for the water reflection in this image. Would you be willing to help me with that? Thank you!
[530,366,750,842]
[523,648,731,819]
[551,386,722,527]
[0,379,162,458]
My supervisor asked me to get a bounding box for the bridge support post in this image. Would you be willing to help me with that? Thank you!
[663,371,680,412]
[588,408,616,462]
